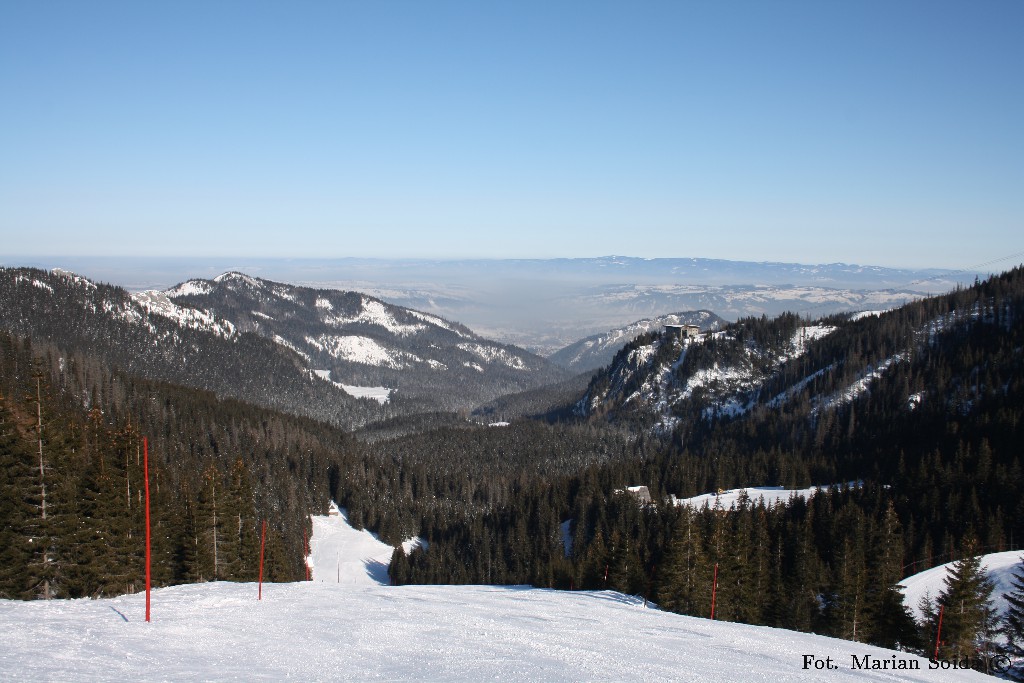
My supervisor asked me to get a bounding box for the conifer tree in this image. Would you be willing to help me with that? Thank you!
[865,503,919,648]
[926,540,998,662]
[658,508,711,616]
[0,394,36,598]
[1001,555,1024,656]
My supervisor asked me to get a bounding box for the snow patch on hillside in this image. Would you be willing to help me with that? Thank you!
[275,335,310,361]
[812,354,907,415]
[214,271,259,288]
[132,290,237,339]
[458,343,528,370]
[305,334,406,369]
[166,280,213,297]
[789,324,836,357]
[52,268,98,290]
[407,309,467,336]
[342,385,391,403]
[312,370,390,402]
[673,482,859,510]
[324,298,426,336]
[900,551,1022,621]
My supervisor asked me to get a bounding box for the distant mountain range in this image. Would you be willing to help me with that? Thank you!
[0,268,567,426]
[4,256,978,354]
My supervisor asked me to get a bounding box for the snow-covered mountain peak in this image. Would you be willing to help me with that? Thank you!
[213,271,261,287]
[166,279,214,297]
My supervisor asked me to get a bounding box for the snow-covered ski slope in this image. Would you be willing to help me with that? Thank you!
[0,507,989,681]
[307,503,422,584]
[900,550,1022,620]
[0,582,988,682]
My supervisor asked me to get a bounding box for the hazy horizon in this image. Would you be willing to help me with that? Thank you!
[3,2,1021,269]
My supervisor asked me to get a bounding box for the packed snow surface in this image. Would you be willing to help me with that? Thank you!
[308,504,402,585]
[0,584,987,682]
[900,550,1023,621]
[0,503,988,681]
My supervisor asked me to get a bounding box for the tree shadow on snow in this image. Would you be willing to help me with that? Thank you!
[364,558,390,585]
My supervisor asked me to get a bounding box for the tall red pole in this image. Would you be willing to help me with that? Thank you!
[258,520,267,600]
[934,604,945,660]
[710,563,719,620]
[144,437,151,622]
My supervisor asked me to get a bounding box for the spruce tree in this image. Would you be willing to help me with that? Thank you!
[931,541,998,662]
[658,509,711,616]
[1001,555,1024,656]
[865,503,919,649]
[0,395,36,598]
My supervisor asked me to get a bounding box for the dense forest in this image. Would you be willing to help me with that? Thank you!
[2,266,1024,669]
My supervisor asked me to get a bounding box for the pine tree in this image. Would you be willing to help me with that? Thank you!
[930,541,998,662]
[1001,555,1024,656]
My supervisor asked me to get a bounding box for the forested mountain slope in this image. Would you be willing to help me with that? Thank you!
[548,310,725,372]
[578,269,1022,443]
[156,272,568,411]
[0,268,569,425]
[0,330,345,598]
[0,268,385,429]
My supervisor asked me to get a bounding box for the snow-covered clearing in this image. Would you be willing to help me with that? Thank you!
[324,298,426,336]
[674,483,859,510]
[340,384,391,403]
[305,334,407,368]
[900,551,1022,621]
[312,370,391,403]
[0,503,988,681]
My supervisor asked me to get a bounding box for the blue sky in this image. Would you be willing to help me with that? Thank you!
[1,1,1021,268]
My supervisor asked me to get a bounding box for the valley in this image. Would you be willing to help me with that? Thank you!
[1,262,1023,678]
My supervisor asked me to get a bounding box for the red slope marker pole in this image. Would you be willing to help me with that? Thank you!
[934,604,945,660]
[710,563,719,620]
[144,437,152,623]
[258,520,267,600]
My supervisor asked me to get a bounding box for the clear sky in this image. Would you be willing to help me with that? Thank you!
[1,0,1021,269]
